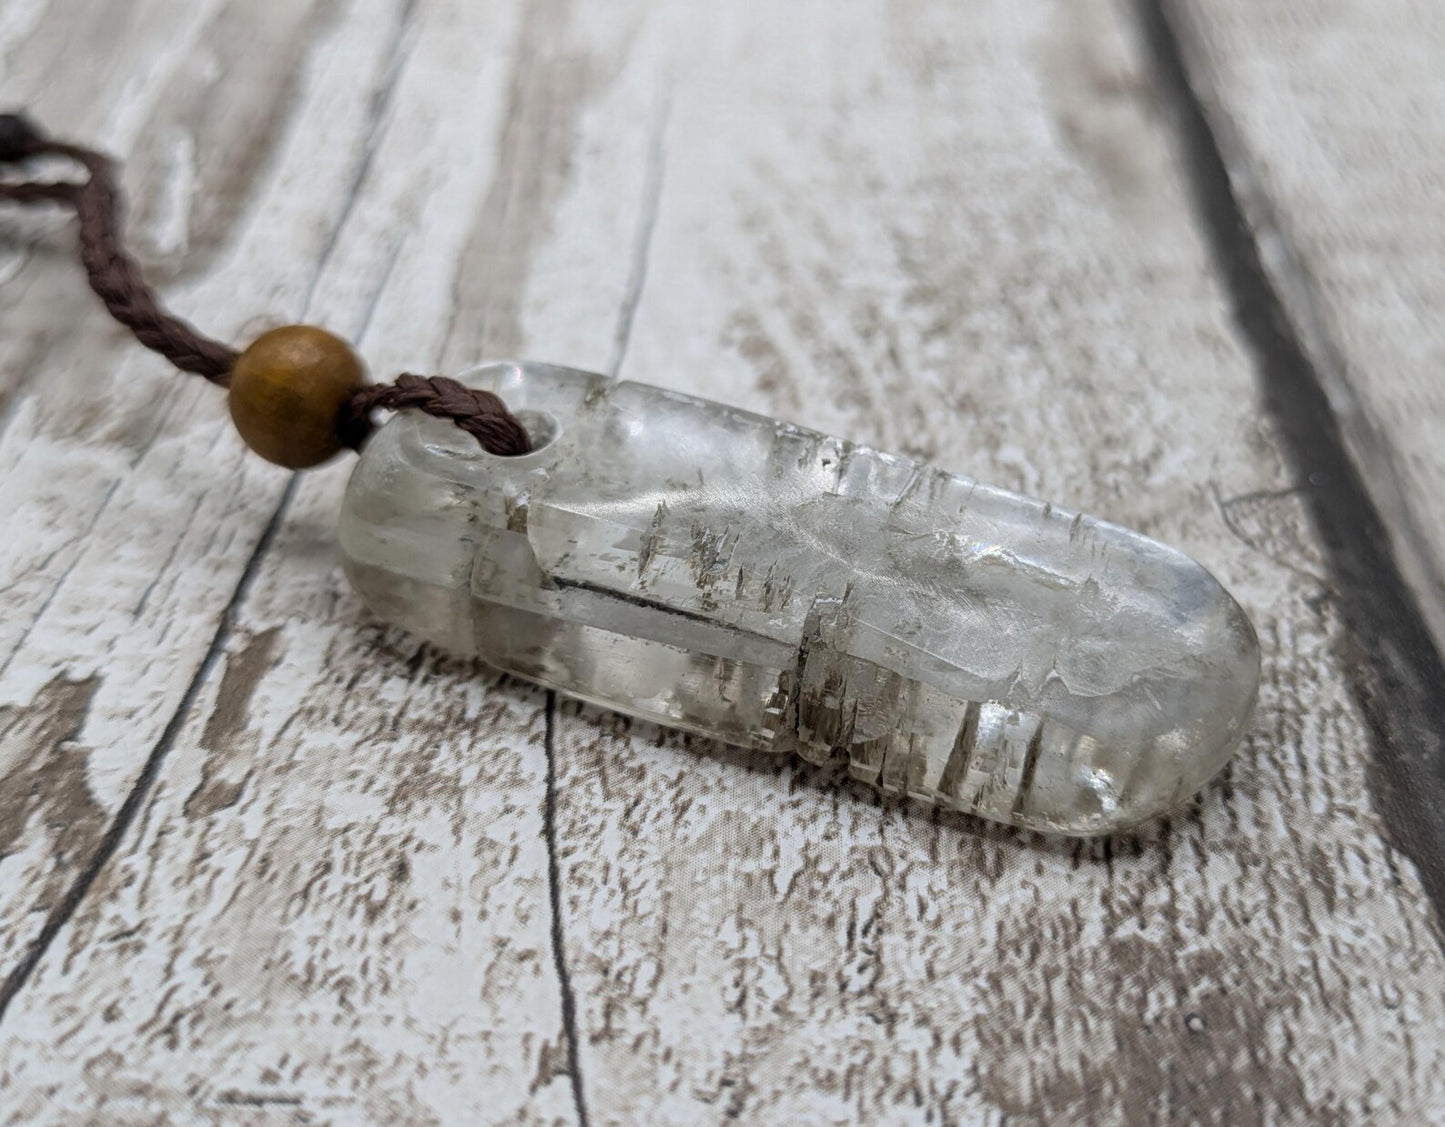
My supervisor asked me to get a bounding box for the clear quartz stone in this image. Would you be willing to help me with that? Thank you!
[340,362,1259,836]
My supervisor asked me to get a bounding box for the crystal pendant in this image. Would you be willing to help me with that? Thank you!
[340,362,1259,836]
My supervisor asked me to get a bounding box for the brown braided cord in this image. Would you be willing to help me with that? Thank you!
[343,375,531,456]
[0,111,530,456]
[0,112,237,380]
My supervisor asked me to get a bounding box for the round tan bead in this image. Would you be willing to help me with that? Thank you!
[228,325,365,468]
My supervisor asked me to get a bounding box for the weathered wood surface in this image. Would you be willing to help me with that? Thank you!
[1170,0,1445,654]
[0,0,1442,1123]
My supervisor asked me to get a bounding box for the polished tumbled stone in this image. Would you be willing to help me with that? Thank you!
[341,362,1260,836]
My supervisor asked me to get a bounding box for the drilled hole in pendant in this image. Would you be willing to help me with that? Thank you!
[512,409,559,456]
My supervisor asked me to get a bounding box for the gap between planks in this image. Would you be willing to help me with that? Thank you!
[1135,0,1445,925]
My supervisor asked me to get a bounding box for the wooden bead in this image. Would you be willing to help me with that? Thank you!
[228,325,365,468]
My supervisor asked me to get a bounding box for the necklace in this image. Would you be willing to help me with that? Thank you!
[0,112,1259,837]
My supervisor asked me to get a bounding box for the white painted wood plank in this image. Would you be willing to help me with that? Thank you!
[0,0,399,976]
[0,0,1442,1123]
[1171,0,1445,654]
[2,0,652,1120]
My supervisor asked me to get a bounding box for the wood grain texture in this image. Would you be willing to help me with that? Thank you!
[0,0,1442,1123]
[1168,0,1445,656]
[1,0,647,1120]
